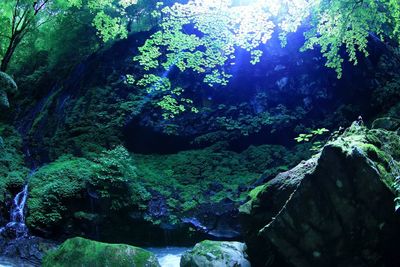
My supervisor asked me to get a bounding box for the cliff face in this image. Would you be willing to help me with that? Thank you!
[8,30,394,163]
[241,124,400,266]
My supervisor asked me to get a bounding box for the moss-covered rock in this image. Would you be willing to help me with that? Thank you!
[0,123,29,223]
[372,117,400,131]
[25,140,305,244]
[241,123,400,267]
[42,237,160,267]
[26,146,151,237]
[27,156,95,232]
[180,240,250,267]
[0,72,17,108]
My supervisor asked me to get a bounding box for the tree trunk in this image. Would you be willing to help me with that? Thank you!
[0,36,20,72]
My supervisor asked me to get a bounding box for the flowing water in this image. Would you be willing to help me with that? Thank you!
[146,247,191,267]
[0,170,35,238]
[0,257,34,267]
[0,184,29,239]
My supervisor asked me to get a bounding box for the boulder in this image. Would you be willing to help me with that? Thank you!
[372,117,400,131]
[241,124,400,267]
[180,240,251,267]
[42,237,160,267]
[0,236,56,267]
[0,72,17,108]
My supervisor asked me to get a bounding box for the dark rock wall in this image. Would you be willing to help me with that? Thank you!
[241,126,400,266]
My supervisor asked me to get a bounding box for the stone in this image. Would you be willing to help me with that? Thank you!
[0,236,56,267]
[0,72,17,108]
[372,117,400,131]
[42,237,160,267]
[241,125,400,267]
[180,240,251,267]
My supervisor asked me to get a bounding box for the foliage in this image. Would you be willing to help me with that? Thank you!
[0,0,146,72]
[0,123,29,202]
[27,155,94,230]
[131,0,400,116]
[303,0,400,78]
[90,146,150,210]
[295,128,330,151]
[134,143,305,217]
[27,146,151,230]
[133,0,305,115]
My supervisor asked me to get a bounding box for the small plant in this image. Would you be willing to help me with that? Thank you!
[295,128,330,152]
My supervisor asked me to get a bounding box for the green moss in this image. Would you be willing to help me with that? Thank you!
[42,237,160,267]
[90,146,150,211]
[360,144,390,170]
[27,156,94,229]
[330,124,400,197]
[249,184,268,201]
[26,141,303,232]
[27,146,152,231]
[0,123,29,202]
[181,240,248,266]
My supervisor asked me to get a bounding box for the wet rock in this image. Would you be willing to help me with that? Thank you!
[241,125,400,267]
[0,72,17,108]
[0,236,56,267]
[42,237,160,267]
[0,90,10,108]
[180,240,250,267]
[182,198,242,240]
[372,117,400,131]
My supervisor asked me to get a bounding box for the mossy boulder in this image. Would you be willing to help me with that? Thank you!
[241,123,400,267]
[25,141,305,244]
[0,123,29,224]
[27,156,95,233]
[180,240,250,267]
[0,72,17,108]
[372,117,400,131]
[26,146,151,238]
[42,237,160,267]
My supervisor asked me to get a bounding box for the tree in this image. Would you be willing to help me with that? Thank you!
[0,0,141,73]
[132,0,400,117]
[0,0,51,72]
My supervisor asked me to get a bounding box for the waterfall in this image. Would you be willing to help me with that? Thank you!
[0,172,34,239]
[8,184,29,237]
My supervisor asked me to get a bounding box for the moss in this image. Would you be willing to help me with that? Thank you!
[89,146,150,211]
[26,84,148,161]
[0,123,29,202]
[42,237,160,267]
[181,240,249,266]
[360,144,390,170]
[26,141,303,233]
[248,184,268,200]
[187,240,226,259]
[330,124,400,196]
[26,146,151,232]
[27,156,94,230]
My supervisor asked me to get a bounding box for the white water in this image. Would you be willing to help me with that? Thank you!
[10,184,28,224]
[146,247,190,267]
[0,256,33,267]
[0,184,28,240]
[0,184,29,238]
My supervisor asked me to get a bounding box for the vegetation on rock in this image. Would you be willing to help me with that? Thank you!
[181,240,251,267]
[42,237,160,267]
[241,123,400,266]
[0,123,28,203]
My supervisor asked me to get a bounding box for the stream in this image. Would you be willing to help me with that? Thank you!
[0,170,192,267]
[146,247,191,267]
[0,257,34,267]
[0,247,191,267]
